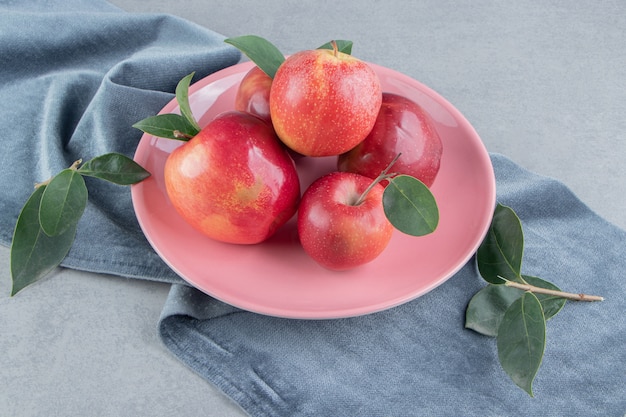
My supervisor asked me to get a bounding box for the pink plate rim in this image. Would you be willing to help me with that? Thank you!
[131,60,496,319]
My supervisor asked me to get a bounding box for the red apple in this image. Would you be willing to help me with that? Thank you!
[235,65,307,161]
[337,92,443,188]
[234,65,273,124]
[269,42,382,157]
[297,171,393,270]
[164,111,300,244]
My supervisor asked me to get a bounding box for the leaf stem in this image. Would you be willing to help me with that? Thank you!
[35,159,82,189]
[502,278,604,302]
[34,179,50,189]
[69,159,82,171]
[353,153,401,206]
[173,130,194,140]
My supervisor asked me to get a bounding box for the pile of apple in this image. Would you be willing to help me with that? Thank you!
[134,36,442,271]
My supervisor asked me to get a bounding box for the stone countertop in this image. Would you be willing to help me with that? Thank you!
[1,1,624,416]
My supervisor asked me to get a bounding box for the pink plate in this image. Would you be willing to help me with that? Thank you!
[131,61,496,319]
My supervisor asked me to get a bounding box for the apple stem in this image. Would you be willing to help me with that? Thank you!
[331,40,339,58]
[353,153,402,206]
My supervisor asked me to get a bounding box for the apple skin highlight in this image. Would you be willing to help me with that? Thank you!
[164,111,301,245]
[338,92,443,188]
[235,66,273,124]
[269,48,382,157]
[297,172,394,270]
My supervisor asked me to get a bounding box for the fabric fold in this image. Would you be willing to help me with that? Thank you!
[0,0,241,283]
[158,153,626,417]
[2,2,624,416]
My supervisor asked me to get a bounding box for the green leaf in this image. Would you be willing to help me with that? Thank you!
[465,276,566,337]
[383,175,439,236]
[224,35,285,79]
[39,169,87,237]
[465,284,522,337]
[10,186,78,296]
[132,113,199,140]
[176,72,201,133]
[497,292,546,397]
[79,153,151,185]
[477,203,524,284]
[522,275,567,320]
[317,40,354,55]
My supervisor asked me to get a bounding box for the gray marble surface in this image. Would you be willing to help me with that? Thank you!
[1,1,624,416]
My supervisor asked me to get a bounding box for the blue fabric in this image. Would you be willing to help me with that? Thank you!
[2,2,625,416]
[159,154,626,417]
[0,0,241,283]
